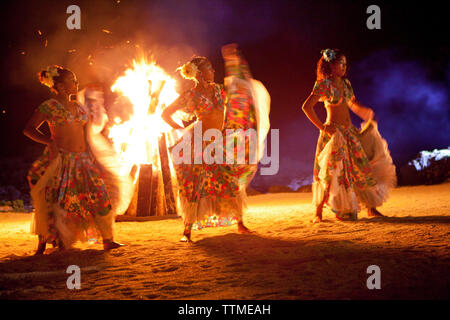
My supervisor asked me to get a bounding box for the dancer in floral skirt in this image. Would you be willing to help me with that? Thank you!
[24,65,127,254]
[301,49,396,223]
[162,44,270,241]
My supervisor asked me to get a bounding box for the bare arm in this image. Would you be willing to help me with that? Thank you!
[302,94,323,130]
[348,98,374,121]
[302,94,335,134]
[23,108,52,145]
[161,95,188,130]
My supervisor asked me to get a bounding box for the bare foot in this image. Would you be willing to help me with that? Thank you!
[237,221,254,234]
[180,231,192,242]
[335,212,358,221]
[103,240,125,250]
[312,202,324,223]
[180,235,192,242]
[34,242,46,256]
[368,208,385,217]
[311,213,323,224]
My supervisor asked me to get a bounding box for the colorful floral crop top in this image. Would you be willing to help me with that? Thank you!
[38,98,87,126]
[312,78,355,105]
[179,84,226,118]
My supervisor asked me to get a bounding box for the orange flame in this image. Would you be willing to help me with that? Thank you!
[109,58,179,175]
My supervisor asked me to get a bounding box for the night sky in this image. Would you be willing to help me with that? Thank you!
[0,0,448,189]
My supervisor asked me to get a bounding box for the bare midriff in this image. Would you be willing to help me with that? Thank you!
[50,123,86,152]
[197,109,225,133]
[325,101,352,127]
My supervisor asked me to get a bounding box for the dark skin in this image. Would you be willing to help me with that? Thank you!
[302,56,385,223]
[161,61,224,134]
[162,44,253,242]
[23,73,85,159]
[24,71,123,253]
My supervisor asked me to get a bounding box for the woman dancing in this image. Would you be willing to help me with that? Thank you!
[301,49,396,222]
[24,65,126,254]
[162,44,270,241]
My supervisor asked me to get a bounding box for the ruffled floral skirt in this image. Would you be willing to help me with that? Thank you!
[223,80,259,188]
[312,122,396,219]
[174,159,244,230]
[172,81,258,230]
[28,147,113,247]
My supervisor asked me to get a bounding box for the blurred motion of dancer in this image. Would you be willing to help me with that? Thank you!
[162,44,270,241]
[301,49,396,223]
[24,65,132,254]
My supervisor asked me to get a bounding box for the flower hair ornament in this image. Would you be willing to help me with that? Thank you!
[321,49,336,62]
[42,65,60,88]
[177,61,199,84]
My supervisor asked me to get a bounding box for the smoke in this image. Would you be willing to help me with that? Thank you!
[3,2,448,186]
[251,117,319,191]
[256,48,450,190]
[350,49,450,164]
[5,1,194,90]
[4,0,280,92]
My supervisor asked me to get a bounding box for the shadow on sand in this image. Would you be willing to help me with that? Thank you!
[0,248,107,280]
[358,215,450,225]
[0,247,114,298]
[191,232,449,299]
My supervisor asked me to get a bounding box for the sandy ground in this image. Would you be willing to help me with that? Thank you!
[0,183,449,300]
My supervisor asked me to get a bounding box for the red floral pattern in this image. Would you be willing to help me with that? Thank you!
[312,78,355,104]
[28,99,112,244]
[313,123,377,214]
[38,99,87,126]
[172,57,258,229]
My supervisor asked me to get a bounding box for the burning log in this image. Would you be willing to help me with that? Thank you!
[150,163,159,215]
[124,139,176,218]
[124,163,160,218]
[122,78,176,217]
[109,58,180,219]
[136,164,153,217]
[158,133,177,215]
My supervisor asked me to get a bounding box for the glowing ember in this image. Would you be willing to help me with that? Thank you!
[109,58,179,175]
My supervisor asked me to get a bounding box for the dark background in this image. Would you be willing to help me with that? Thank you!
[0,0,448,193]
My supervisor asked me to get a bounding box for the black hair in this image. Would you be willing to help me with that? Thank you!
[38,65,74,93]
[316,49,347,80]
